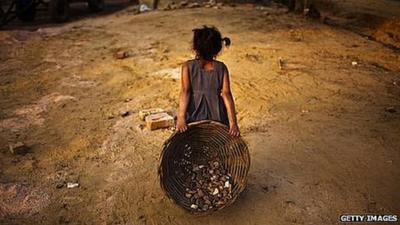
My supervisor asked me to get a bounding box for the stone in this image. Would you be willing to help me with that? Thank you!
[136,124,145,132]
[278,57,284,70]
[9,142,30,155]
[120,111,130,117]
[187,2,200,8]
[212,161,219,168]
[207,0,216,6]
[139,108,166,121]
[145,112,174,130]
[197,189,204,197]
[224,181,231,188]
[263,11,270,16]
[139,3,151,12]
[66,182,79,189]
[212,188,219,195]
[114,51,129,59]
[180,0,188,7]
[139,0,156,9]
[385,107,396,113]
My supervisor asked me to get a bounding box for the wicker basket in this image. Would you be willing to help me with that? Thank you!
[159,120,250,213]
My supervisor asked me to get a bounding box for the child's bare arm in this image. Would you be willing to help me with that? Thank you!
[176,62,190,132]
[221,68,240,137]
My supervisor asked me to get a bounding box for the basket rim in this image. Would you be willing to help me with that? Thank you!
[158,120,250,214]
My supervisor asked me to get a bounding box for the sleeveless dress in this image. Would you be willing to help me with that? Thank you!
[185,59,230,126]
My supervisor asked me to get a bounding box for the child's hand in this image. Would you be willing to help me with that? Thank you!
[229,123,240,137]
[176,118,188,133]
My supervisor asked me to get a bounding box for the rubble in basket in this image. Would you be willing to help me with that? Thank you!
[174,144,233,212]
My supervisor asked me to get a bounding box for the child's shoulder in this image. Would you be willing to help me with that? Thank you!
[214,59,226,66]
[182,59,197,68]
[214,60,228,71]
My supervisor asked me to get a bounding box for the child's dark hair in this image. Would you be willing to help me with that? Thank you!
[192,25,231,61]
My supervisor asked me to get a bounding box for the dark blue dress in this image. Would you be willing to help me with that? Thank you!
[185,59,229,126]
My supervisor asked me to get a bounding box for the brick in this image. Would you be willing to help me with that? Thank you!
[139,108,166,121]
[145,113,174,130]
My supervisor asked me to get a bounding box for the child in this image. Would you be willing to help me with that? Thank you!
[176,25,240,137]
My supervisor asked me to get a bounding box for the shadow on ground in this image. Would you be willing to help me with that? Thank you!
[1,0,136,31]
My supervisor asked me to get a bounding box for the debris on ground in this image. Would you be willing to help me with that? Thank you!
[304,4,321,19]
[187,2,200,8]
[164,2,178,10]
[66,183,79,189]
[139,108,166,121]
[145,112,174,130]
[140,4,151,12]
[180,1,188,7]
[262,11,270,16]
[9,142,30,155]
[278,57,284,70]
[385,107,396,113]
[0,183,50,217]
[114,51,129,60]
[120,111,130,117]
[162,0,207,10]
[372,16,400,49]
[255,5,266,10]
[352,61,358,66]
[136,124,145,131]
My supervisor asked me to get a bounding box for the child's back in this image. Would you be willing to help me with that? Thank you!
[176,25,240,137]
[185,59,229,126]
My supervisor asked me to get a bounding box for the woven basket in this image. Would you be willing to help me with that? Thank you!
[159,120,250,213]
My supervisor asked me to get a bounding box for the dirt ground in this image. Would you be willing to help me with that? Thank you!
[1,0,400,225]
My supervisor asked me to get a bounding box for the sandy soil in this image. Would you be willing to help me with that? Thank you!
[1,1,400,225]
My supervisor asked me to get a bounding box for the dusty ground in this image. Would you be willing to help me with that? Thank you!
[1,1,400,225]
